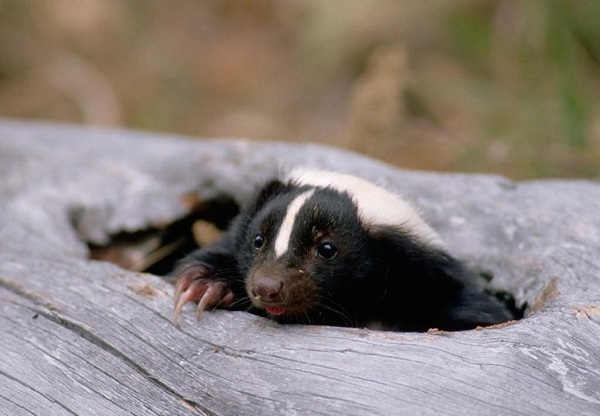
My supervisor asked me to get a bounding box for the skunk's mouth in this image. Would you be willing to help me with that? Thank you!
[264,305,286,316]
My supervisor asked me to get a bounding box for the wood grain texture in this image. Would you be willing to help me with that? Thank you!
[1,120,599,415]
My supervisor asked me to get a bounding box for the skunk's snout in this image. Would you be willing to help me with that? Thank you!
[247,266,317,317]
[250,274,285,303]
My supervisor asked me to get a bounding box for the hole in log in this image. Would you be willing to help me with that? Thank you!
[87,194,240,276]
[84,192,526,330]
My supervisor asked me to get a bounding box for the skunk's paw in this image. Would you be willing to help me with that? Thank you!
[173,264,234,325]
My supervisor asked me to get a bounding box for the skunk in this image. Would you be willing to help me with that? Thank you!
[172,169,515,331]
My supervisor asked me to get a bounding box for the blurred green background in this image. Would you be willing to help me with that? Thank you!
[1,0,599,179]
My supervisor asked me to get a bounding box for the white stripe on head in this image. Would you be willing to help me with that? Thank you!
[286,169,443,247]
[274,189,316,258]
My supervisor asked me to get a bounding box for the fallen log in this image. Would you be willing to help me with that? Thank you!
[1,120,598,415]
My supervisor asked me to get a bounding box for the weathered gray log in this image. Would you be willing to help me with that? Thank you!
[0,119,598,416]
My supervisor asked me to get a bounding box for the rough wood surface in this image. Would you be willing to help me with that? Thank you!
[1,119,599,415]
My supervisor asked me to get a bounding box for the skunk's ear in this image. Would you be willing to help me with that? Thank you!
[244,179,289,216]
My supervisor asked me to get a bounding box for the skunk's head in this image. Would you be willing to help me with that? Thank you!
[235,169,443,325]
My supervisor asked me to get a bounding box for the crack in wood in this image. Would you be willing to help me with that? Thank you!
[0,277,213,416]
[0,368,79,415]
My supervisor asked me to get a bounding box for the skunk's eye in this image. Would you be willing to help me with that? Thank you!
[316,242,338,260]
[253,234,265,249]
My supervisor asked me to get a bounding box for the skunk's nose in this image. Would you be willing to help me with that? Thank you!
[250,275,285,303]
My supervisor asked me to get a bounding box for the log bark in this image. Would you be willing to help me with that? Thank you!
[0,119,598,415]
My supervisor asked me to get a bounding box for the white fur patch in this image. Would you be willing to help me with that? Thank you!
[287,169,443,247]
[274,189,316,258]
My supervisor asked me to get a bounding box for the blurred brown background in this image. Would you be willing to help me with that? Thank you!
[1,0,599,179]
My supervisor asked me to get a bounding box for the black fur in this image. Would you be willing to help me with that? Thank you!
[173,176,515,331]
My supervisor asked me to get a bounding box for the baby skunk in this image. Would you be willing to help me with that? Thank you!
[172,169,515,331]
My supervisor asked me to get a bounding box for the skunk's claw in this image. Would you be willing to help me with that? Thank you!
[173,265,234,325]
